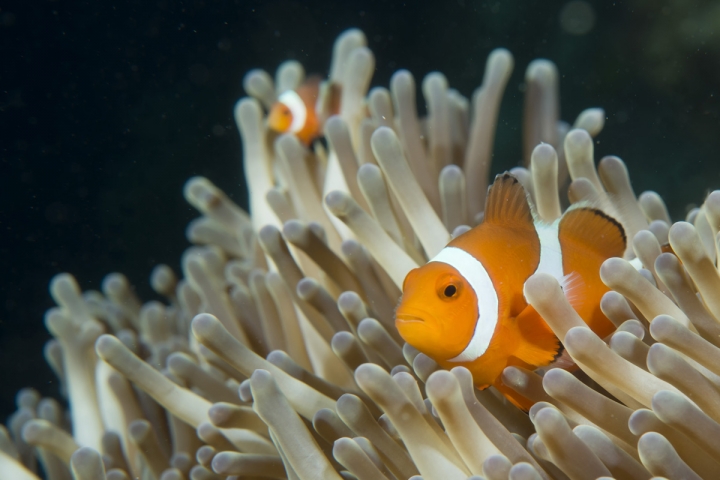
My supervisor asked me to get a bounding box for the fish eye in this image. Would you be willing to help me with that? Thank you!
[435,273,461,300]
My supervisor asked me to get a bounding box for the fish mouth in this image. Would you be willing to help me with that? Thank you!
[395,313,425,324]
[395,305,432,325]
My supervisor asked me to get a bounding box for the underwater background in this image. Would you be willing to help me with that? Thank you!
[2,0,720,421]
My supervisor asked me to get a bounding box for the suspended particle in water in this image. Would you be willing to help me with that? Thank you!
[559,1,596,36]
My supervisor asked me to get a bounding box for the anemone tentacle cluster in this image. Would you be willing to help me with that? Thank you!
[4,28,720,480]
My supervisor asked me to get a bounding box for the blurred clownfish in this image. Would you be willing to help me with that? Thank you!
[395,173,626,410]
[267,77,325,145]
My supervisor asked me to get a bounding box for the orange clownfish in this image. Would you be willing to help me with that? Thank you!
[395,173,625,409]
[267,77,322,145]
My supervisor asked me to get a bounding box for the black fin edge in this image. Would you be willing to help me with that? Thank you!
[576,207,627,249]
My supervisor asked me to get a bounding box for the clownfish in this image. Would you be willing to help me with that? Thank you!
[267,77,323,145]
[395,173,625,409]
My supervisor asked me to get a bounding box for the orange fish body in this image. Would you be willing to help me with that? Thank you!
[267,77,322,145]
[395,174,625,409]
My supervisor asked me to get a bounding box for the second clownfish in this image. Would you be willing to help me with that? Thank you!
[267,77,324,145]
[395,173,625,409]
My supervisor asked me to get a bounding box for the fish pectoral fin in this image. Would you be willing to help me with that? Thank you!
[559,271,586,311]
[511,304,561,368]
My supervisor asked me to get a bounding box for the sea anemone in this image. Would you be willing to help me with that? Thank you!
[3,28,720,480]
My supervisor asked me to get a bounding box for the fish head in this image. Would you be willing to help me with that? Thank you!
[267,101,293,133]
[395,261,479,360]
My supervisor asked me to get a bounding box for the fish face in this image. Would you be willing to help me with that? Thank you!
[395,262,479,360]
[267,102,293,133]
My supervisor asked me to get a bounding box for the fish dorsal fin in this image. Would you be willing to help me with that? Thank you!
[559,207,626,259]
[297,75,322,100]
[484,173,535,228]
